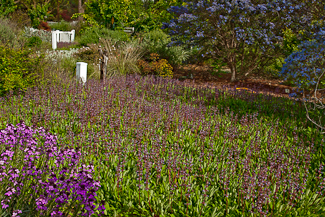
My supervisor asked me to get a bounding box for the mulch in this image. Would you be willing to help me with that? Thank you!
[172,64,325,105]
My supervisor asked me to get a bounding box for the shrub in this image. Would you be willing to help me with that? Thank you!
[279,32,325,133]
[37,21,51,31]
[99,38,145,78]
[22,26,51,43]
[48,20,73,31]
[60,10,72,22]
[0,45,46,97]
[73,43,101,63]
[77,26,130,47]
[279,37,325,94]
[0,121,105,216]
[0,17,21,48]
[140,29,190,67]
[7,9,31,29]
[137,53,173,78]
[26,36,42,48]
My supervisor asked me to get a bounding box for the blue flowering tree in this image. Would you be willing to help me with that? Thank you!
[162,0,323,82]
[280,30,325,133]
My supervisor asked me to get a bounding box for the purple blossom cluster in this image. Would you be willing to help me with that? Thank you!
[0,121,105,216]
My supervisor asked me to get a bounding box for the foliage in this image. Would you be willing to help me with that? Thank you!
[0,17,29,50]
[37,21,51,31]
[127,0,183,32]
[22,26,52,43]
[7,9,31,29]
[0,17,18,47]
[137,53,173,78]
[279,34,325,94]
[0,0,17,18]
[71,0,183,33]
[162,0,325,82]
[48,20,74,31]
[99,38,145,78]
[1,74,325,216]
[73,43,101,63]
[71,13,102,34]
[0,121,105,216]
[27,3,53,28]
[77,26,130,47]
[25,36,42,48]
[282,27,301,57]
[140,29,191,67]
[0,45,45,97]
[278,32,325,133]
[82,0,132,30]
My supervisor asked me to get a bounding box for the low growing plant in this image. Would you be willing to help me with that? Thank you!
[25,36,42,48]
[1,74,324,216]
[137,53,173,78]
[0,121,105,216]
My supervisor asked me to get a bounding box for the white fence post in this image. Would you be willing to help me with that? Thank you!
[76,62,87,85]
[52,31,57,50]
[71,30,75,42]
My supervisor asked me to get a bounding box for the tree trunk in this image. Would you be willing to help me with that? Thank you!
[230,65,236,82]
[78,0,84,22]
[229,57,236,82]
[57,1,60,21]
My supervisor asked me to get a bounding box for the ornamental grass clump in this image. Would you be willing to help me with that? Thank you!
[0,121,105,217]
[98,38,145,77]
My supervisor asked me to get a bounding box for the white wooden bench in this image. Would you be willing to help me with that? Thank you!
[123,27,134,34]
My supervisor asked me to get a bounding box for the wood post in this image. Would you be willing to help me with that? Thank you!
[99,47,108,84]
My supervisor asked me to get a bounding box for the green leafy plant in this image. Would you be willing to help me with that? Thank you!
[22,26,52,43]
[208,58,229,77]
[25,36,42,48]
[141,29,190,67]
[77,26,129,47]
[0,17,24,49]
[27,3,53,28]
[80,0,132,30]
[48,20,74,31]
[137,53,173,78]
[0,0,17,18]
[0,45,46,97]
[71,13,101,34]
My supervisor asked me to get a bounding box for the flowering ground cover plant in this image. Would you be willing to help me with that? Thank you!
[0,121,105,216]
[0,73,324,216]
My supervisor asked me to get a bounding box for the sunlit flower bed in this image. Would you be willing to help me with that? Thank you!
[0,74,324,216]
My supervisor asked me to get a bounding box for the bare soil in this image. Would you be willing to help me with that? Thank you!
[172,64,325,105]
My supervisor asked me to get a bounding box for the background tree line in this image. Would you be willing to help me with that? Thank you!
[0,0,185,32]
